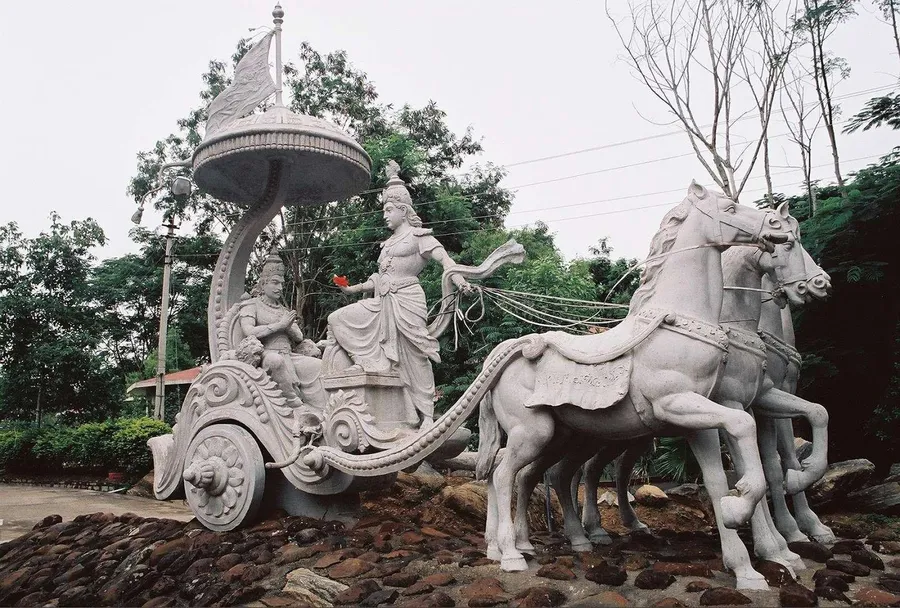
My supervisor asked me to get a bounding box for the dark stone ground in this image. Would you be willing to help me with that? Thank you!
[2,473,900,606]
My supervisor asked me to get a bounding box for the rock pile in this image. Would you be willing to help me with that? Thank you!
[2,507,899,607]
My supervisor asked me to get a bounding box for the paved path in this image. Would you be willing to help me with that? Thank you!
[0,484,192,543]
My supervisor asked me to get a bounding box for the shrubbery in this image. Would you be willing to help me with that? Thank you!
[0,417,170,477]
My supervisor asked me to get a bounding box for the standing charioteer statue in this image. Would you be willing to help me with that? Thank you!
[146,3,524,531]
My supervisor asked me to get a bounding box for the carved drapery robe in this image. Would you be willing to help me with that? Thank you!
[239,298,326,411]
[327,228,441,424]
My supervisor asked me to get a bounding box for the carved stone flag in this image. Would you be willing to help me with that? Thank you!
[205,31,276,136]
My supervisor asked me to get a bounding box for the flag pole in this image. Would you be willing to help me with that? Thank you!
[273,3,284,107]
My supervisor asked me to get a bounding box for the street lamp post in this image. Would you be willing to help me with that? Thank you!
[154,217,177,421]
[132,166,192,421]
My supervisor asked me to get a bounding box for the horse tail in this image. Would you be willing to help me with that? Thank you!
[476,390,501,481]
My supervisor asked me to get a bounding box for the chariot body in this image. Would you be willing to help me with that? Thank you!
[147,7,524,530]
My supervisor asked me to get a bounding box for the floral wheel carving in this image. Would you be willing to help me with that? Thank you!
[182,424,265,531]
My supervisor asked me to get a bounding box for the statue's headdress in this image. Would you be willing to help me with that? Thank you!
[381,160,422,227]
[258,250,285,285]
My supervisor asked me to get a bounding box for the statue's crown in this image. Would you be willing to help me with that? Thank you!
[259,250,285,283]
[382,160,413,208]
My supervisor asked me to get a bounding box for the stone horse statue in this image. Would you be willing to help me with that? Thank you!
[556,226,830,585]
[758,270,837,544]
[473,182,794,585]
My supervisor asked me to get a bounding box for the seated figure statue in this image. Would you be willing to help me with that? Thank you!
[238,252,327,415]
[326,161,472,429]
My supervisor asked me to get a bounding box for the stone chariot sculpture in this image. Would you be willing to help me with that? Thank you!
[147,5,524,531]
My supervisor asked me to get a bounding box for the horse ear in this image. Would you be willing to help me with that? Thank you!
[776,201,791,219]
[688,180,708,199]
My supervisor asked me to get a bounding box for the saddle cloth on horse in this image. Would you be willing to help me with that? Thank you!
[524,309,667,411]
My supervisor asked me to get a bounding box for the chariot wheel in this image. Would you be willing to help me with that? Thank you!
[182,424,265,531]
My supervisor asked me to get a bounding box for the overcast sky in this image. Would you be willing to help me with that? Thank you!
[1,1,897,262]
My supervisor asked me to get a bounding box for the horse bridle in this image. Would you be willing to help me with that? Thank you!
[689,193,784,248]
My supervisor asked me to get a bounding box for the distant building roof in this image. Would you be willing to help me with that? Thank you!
[126,367,202,396]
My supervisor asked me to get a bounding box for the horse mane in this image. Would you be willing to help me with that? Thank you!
[721,246,759,283]
[628,197,694,314]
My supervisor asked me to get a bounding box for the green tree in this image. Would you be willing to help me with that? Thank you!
[0,215,123,423]
[93,229,220,369]
[783,148,900,463]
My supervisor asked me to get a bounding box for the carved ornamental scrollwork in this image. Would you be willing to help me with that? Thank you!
[322,389,401,453]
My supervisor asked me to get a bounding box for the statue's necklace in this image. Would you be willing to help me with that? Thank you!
[259,297,282,311]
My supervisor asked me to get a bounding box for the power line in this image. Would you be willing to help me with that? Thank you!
[219,82,894,223]
[501,83,894,168]
[174,152,887,259]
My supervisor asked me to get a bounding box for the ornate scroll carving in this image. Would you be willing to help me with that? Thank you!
[322,390,401,453]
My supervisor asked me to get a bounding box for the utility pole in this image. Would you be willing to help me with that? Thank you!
[154,219,177,421]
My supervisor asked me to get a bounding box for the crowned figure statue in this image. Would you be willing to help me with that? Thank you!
[326,161,473,428]
[238,252,327,416]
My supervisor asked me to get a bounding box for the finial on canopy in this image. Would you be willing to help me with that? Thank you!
[273,4,284,106]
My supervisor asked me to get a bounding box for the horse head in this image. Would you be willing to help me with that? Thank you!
[686,181,791,251]
[760,202,831,306]
[800,247,832,300]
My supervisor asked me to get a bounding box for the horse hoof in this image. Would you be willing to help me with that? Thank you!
[735,571,769,591]
[629,521,650,533]
[810,531,836,544]
[589,532,613,545]
[516,542,536,555]
[571,540,592,553]
[487,546,502,561]
[501,556,528,572]
[779,529,809,544]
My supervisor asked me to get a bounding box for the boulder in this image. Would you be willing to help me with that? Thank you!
[536,563,576,581]
[846,482,900,515]
[436,481,562,530]
[598,490,634,506]
[854,587,900,607]
[282,568,348,607]
[635,569,676,590]
[699,587,752,606]
[795,437,813,462]
[756,560,795,587]
[127,471,156,498]
[788,541,833,563]
[635,484,669,506]
[890,463,900,477]
[779,582,817,607]
[510,586,567,608]
[807,459,875,507]
[434,450,478,471]
[585,561,628,586]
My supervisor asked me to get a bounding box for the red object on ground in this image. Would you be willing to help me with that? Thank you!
[333,275,349,287]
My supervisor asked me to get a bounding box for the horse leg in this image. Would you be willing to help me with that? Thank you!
[753,388,828,494]
[486,476,501,561]
[688,429,768,590]
[776,419,836,543]
[758,416,808,543]
[581,451,613,545]
[551,441,609,552]
[723,417,802,575]
[570,465,582,521]
[515,432,574,554]
[493,410,556,572]
[652,391,766,527]
[617,438,653,533]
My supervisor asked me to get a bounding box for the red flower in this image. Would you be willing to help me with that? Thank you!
[332,275,349,288]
